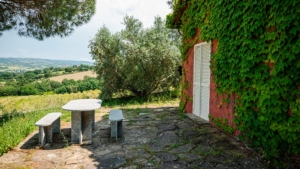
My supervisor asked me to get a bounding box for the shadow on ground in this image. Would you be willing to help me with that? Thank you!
[0,107,267,169]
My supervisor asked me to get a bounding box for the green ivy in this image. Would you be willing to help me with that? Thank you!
[209,114,235,134]
[167,0,300,163]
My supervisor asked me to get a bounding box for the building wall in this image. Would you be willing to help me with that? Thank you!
[182,32,235,130]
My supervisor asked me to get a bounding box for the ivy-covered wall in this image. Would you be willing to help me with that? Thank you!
[167,0,300,163]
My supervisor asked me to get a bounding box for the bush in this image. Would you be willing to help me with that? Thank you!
[20,84,39,95]
[54,86,67,94]
[0,86,19,96]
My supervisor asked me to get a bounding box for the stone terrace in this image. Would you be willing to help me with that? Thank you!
[0,107,266,169]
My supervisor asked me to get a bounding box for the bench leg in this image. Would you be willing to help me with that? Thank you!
[71,111,82,144]
[82,111,93,144]
[39,126,46,146]
[110,120,123,140]
[46,125,53,144]
[92,110,95,129]
[117,120,123,138]
[52,117,60,134]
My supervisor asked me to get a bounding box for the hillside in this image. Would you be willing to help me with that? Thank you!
[0,57,94,73]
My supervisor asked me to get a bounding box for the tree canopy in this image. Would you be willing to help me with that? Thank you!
[89,15,181,99]
[0,0,95,40]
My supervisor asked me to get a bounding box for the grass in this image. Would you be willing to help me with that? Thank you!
[0,90,100,115]
[0,108,56,156]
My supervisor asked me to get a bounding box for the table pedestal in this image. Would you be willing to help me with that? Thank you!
[71,111,93,144]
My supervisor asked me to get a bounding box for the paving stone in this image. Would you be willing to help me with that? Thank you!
[133,158,148,165]
[189,159,214,169]
[178,153,201,162]
[0,106,267,169]
[96,153,125,168]
[94,149,111,156]
[163,161,188,169]
[125,149,151,159]
[206,155,228,166]
[154,109,164,112]
[147,156,163,168]
[193,144,213,153]
[156,152,178,162]
[216,163,243,169]
[181,129,201,140]
[155,131,180,147]
[170,144,195,153]
[156,123,177,131]
[186,113,210,125]
[211,140,236,150]
[147,142,164,152]
[238,158,266,169]
[120,166,137,169]
[175,120,197,129]
[197,126,220,134]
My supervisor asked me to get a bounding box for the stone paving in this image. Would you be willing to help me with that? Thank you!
[0,107,266,169]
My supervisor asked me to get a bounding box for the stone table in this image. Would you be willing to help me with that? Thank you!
[62,99,102,144]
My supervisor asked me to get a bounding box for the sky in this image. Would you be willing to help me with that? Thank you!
[0,0,172,62]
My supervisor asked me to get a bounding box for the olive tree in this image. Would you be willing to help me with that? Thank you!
[89,16,181,99]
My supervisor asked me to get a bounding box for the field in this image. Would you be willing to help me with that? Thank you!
[0,90,100,115]
[49,70,98,82]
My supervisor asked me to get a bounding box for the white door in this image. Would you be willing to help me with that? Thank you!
[193,42,211,121]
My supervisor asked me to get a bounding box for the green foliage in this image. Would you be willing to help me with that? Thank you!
[90,15,181,99]
[20,84,39,95]
[0,0,96,40]
[0,86,19,96]
[0,109,48,156]
[169,0,300,163]
[209,115,235,134]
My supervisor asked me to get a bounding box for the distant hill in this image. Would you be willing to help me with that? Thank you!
[0,57,94,73]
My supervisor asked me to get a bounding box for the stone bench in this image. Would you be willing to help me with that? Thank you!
[35,112,62,147]
[109,110,124,140]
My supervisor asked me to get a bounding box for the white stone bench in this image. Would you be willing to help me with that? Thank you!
[109,110,124,140]
[35,112,62,147]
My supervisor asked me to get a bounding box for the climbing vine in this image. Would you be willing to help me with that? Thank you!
[167,0,300,164]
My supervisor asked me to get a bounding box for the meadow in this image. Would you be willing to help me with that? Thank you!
[0,90,100,115]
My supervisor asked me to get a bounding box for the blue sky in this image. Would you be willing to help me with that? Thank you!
[0,0,171,62]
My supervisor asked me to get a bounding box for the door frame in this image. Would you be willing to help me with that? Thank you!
[192,41,211,120]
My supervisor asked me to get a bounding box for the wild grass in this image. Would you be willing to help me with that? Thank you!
[0,90,100,115]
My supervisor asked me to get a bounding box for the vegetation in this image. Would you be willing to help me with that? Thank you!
[0,90,100,115]
[0,64,98,96]
[90,15,181,99]
[0,57,93,73]
[167,0,300,166]
[0,77,100,96]
[0,0,96,40]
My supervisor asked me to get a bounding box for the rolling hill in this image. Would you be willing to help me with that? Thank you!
[0,57,94,73]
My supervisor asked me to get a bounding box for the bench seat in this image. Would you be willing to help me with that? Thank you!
[35,112,62,147]
[109,110,124,140]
